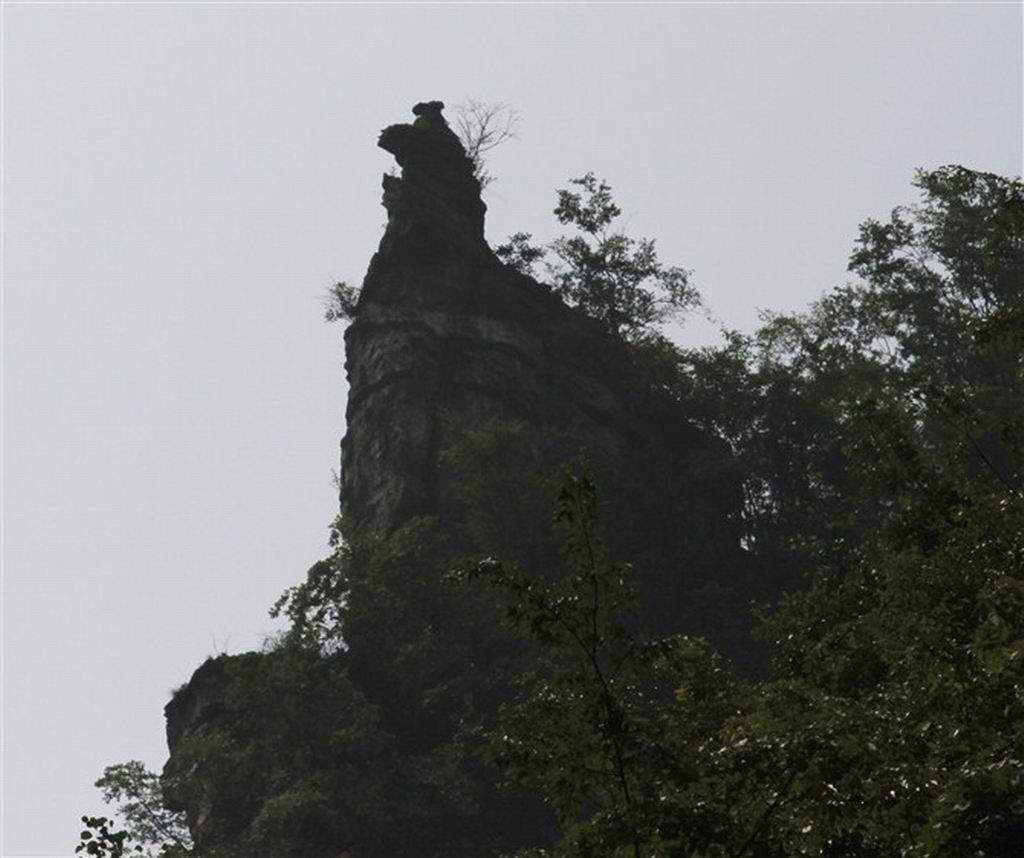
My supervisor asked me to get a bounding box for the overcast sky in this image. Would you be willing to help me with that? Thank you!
[3,2,1021,854]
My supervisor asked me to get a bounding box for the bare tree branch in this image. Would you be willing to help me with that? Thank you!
[453,98,520,190]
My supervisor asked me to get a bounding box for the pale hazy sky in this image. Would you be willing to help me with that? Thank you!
[3,2,1021,854]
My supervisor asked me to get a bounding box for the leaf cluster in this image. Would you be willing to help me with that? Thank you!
[76,816,142,858]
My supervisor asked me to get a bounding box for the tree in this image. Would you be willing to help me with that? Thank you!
[459,463,801,857]
[157,518,552,858]
[497,173,700,341]
[670,166,1024,588]
[94,165,1022,857]
[462,428,1024,856]
[323,279,360,323]
[76,816,142,858]
[462,167,1024,857]
[452,98,520,190]
[90,762,192,858]
[492,231,546,279]
[76,763,192,858]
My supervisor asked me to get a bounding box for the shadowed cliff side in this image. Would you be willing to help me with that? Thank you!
[162,101,756,858]
[341,101,748,632]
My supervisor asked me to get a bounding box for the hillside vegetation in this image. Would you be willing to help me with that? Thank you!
[82,163,1024,858]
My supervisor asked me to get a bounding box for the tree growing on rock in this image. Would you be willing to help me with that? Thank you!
[452,98,520,190]
[497,173,700,342]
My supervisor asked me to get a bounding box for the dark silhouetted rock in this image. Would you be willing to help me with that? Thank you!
[340,102,747,630]
[162,101,755,858]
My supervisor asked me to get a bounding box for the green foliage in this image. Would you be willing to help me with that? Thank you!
[77,763,191,858]
[465,467,1024,854]
[93,762,192,856]
[440,417,579,569]
[496,173,700,341]
[162,648,405,857]
[460,167,1024,857]
[457,464,745,857]
[494,231,547,278]
[167,520,550,857]
[94,164,1022,857]
[76,816,142,858]
[751,496,1024,854]
[670,166,1023,590]
[324,280,361,323]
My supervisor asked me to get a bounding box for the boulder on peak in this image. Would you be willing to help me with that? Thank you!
[375,100,487,258]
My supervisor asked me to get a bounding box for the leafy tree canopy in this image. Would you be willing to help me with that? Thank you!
[467,165,1024,856]
[76,762,192,858]
[497,173,700,341]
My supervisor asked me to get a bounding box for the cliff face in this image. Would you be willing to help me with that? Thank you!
[342,100,610,536]
[341,102,746,622]
[163,655,259,849]
[341,102,741,563]
[163,101,751,857]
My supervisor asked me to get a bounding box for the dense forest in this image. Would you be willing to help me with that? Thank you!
[80,160,1023,857]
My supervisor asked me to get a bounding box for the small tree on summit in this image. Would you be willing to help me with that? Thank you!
[325,99,519,325]
[453,98,520,190]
